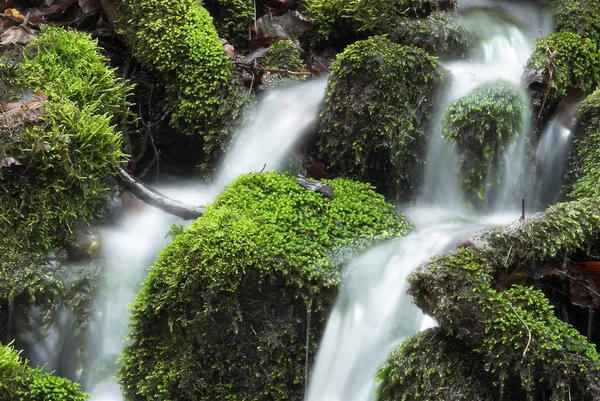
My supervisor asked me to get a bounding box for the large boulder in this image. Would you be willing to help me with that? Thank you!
[118,171,412,401]
[315,36,446,201]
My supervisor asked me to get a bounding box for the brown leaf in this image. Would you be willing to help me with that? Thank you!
[4,8,25,21]
[0,24,35,45]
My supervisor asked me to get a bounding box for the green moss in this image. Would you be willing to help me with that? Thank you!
[555,0,600,43]
[204,0,254,39]
[388,12,470,58]
[442,80,526,200]
[378,328,497,401]
[525,31,600,99]
[118,171,412,401]
[115,0,238,168]
[263,40,306,71]
[316,36,446,201]
[306,0,457,40]
[408,198,600,399]
[566,89,600,199]
[0,342,89,401]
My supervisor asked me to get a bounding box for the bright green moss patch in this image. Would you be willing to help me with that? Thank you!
[118,171,412,401]
[566,89,600,199]
[442,80,526,200]
[262,39,308,83]
[378,328,498,401]
[408,198,600,399]
[0,343,89,401]
[316,36,446,201]
[115,0,237,167]
[556,0,600,43]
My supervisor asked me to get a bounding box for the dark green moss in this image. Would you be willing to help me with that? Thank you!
[316,36,446,201]
[408,198,600,399]
[442,80,525,200]
[0,343,89,401]
[556,0,600,43]
[203,0,254,39]
[115,0,240,168]
[262,39,308,84]
[566,89,600,199]
[118,171,412,401]
[378,328,497,401]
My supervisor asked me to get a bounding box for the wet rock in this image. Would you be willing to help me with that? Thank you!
[256,10,314,43]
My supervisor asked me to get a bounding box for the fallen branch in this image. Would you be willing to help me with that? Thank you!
[117,167,205,220]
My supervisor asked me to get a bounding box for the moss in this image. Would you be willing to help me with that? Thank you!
[566,89,600,199]
[203,0,254,39]
[118,171,412,401]
[115,0,239,168]
[0,342,89,401]
[388,12,470,58]
[378,328,498,401]
[261,39,308,84]
[316,36,446,201]
[305,0,457,40]
[408,198,600,399]
[442,80,526,201]
[555,0,600,43]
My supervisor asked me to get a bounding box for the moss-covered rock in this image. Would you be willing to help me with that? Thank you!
[114,0,241,168]
[566,89,600,199]
[305,0,457,40]
[442,80,526,201]
[556,0,600,43]
[388,12,470,58]
[0,342,89,401]
[316,36,446,201]
[261,39,308,84]
[118,171,412,401]
[378,328,499,401]
[203,0,254,39]
[409,198,600,399]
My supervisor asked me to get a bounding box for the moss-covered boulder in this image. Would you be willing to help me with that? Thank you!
[306,0,457,41]
[523,31,600,138]
[556,0,600,43]
[261,39,308,84]
[442,80,526,201]
[114,0,241,168]
[566,89,600,199]
[408,198,600,399]
[118,171,412,401]
[0,342,89,401]
[378,328,500,401]
[316,36,446,201]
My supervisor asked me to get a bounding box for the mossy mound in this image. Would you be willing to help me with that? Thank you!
[115,0,240,168]
[409,198,600,399]
[203,0,254,39]
[316,36,446,201]
[0,26,128,258]
[0,342,89,401]
[378,328,499,401]
[556,0,600,43]
[388,12,470,58]
[261,39,308,84]
[524,31,600,135]
[566,89,600,199]
[305,0,457,42]
[118,171,412,401]
[442,80,526,201]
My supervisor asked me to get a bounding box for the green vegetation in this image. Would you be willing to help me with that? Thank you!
[118,171,412,401]
[316,36,446,201]
[566,90,600,199]
[115,0,238,168]
[407,198,600,399]
[305,0,456,40]
[555,0,600,43]
[378,328,497,401]
[203,0,254,38]
[262,39,307,83]
[0,342,89,401]
[442,80,525,200]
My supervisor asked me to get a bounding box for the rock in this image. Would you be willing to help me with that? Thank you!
[257,10,314,43]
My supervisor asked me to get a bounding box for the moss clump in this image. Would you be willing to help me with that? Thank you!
[203,0,254,39]
[566,90,600,199]
[115,0,238,168]
[442,80,526,200]
[316,36,446,201]
[378,328,498,401]
[409,198,600,399]
[555,0,600,43]
[0,342,89,401]
[118,171,412,401]
[262,39,308,84]
[388,12,470,58]
[305,0,457,40]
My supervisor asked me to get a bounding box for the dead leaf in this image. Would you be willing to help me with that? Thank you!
[1,90,47,126]
[262,0,292,15]
[4,8,25,21]
[0,24,35,45]
[0,155,22,167]
[78,0,100,14]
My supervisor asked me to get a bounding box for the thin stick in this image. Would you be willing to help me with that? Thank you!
[507,302,532,357]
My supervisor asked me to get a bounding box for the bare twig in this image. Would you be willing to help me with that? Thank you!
[507,302,532,358]
[530,30,556,137]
